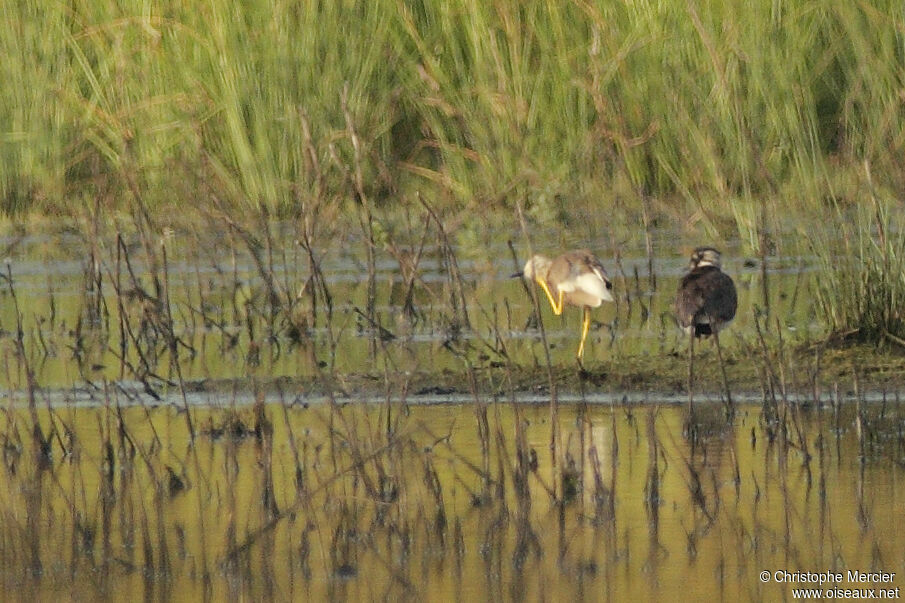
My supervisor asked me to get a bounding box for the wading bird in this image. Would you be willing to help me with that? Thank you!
[519,250,614,366]
[675,247,737,409]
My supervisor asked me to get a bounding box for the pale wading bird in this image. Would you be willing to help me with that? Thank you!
[518,250,614,366]
[675,247,737,410]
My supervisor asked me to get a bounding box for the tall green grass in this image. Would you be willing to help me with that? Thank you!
[1,0,904,238]
[810,179,905,345]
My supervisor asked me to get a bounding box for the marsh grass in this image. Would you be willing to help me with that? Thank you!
[810,182,905,346]
[5,0,905,342]
[4,2,905,591]
[2,1,904,239]
[0,199,873,408]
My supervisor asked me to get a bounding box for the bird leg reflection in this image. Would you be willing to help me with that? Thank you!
[713,330,733,412]
[687,330,695,411]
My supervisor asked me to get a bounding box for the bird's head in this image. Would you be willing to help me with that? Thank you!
[689,247,722,269]
[515,254,551,280]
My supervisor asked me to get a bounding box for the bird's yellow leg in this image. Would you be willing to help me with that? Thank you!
[536,279,564,315]
[577,306,591,361]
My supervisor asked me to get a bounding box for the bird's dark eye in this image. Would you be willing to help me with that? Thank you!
[605,281,613,290]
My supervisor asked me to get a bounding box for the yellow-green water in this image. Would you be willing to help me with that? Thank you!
[0,228,901,601]
[0,228,817,391]
[0,401,902,601]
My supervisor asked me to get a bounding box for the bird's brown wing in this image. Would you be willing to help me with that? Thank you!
[701,271,737,323]
[675,267,737,328]
[571,250,610,283]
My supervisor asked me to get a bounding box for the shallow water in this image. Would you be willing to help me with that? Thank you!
[1,400,903,601]
[0,223,818,394]
[0,223,900,601]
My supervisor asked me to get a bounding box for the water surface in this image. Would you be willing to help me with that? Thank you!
[1,400,902,600]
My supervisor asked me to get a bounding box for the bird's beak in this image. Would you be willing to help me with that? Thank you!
[603,284,614,302]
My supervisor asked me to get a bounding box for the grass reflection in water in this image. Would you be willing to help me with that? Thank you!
[0,395,902,601]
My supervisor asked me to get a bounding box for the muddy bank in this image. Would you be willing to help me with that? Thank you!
[152,344,905,405]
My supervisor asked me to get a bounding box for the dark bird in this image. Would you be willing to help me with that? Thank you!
[676,247,737,337]
[519,249,614,365]
[675,247,737,409]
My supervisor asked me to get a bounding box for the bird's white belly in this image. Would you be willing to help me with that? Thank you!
[558,273,613,305]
